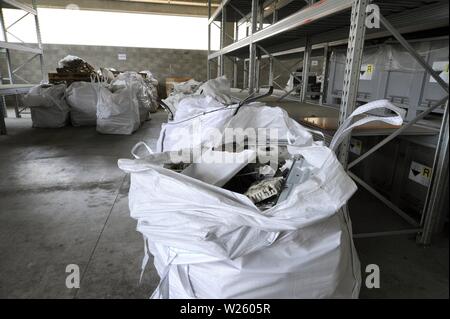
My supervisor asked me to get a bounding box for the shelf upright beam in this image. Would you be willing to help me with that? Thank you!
[207,0,212,80]
[233,57,238,88]
[418,101,449,245]
[300,36,311,102]
[32,0,46,83]
[243,60,248,90]
[219,4,227,76]
[248,0,259,94]
[0,7,14,86]
[0,99,6,134]
[258,0,264,31]
[319,44,329,105]
[268,56,274,87]
[337,0,369,167]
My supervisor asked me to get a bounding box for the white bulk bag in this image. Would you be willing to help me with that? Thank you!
[140,71,160,113]
[66,82,99,126]
[157,95,235,152]
[112,72,153,123]
[196,76,233,105]
[122,99,405,299]
[157,101,315,152]
[96,84,141,135]
[23,84,70,128]
[118,145,361,299]
[162,76,232,116]
[225,105,315,147]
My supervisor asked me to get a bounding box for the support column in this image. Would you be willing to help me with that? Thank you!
[248,0,259,94]
[243,60,249,90]
[269,57,274,86]
[319,44,329,105]
[338,0,369,167]
[0,8,19,118]
[0,8,14,87]
[255,53,261,93]
[33,0,46,83]
[207,0,212,80]
[219,6,227,77]
[301,37,312,102]
[418,101,449,245]
[272,5,278,24]
[258,0,264,31]
[0,97,6,135]
[233,58,238,88]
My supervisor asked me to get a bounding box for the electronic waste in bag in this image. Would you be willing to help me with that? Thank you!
[23,84,70,128]
[120,78,405,298]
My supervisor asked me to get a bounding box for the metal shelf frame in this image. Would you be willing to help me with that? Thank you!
[0,0,45,134]
[207,0,449,244]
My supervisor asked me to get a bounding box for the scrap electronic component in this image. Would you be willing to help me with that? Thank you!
[245,177,284,204]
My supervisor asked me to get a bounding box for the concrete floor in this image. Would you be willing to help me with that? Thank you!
[0,110,448,299]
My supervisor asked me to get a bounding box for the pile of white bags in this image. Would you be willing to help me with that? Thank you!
[66,82,99,126]
[23,84,70,128]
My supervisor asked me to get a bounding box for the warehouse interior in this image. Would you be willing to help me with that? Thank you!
[0,0,448,299]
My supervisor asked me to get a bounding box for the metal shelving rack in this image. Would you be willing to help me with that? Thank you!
[207,0,449,244]
[0,0,45,135]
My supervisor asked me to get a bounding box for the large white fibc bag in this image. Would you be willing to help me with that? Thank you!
[66,82,99,126]
[157,96,235,152]
[112,72,153,123]
[121,100,404,299]
[23,84,70,128]
[157,101,315,152]
[119,145,361,299]
[196,75,233,105]
[96,84,141,135]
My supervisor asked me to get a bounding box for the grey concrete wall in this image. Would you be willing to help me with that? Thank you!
[1,43,208,94]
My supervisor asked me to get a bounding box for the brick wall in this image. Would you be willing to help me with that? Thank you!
[1,43,209,95]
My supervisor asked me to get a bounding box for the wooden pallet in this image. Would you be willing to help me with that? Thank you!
[48,72,94,85]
